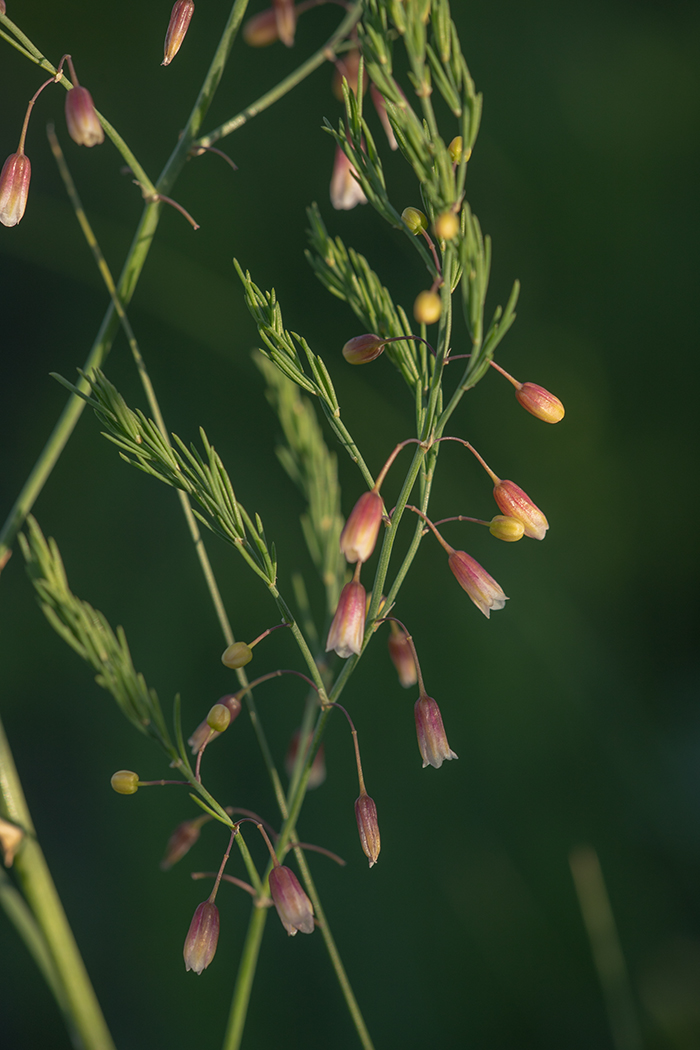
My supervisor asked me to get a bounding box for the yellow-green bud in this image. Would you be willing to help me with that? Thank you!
[221,642,253,668]
[488,515,525,542]
[434,211,460,241]
[402,207,428,235]
[207,703,231,733]
[413,290,442,325]
[111,770,139,795]
[448,136,463,163]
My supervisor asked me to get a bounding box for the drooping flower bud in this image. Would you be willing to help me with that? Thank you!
[434,211,459,240]
[0,817,24,867]
[413,290,441,324]
[515,382,565,423]
[326,579,366,658]
[243,8,280,46]
[447,550,508,618]
[340,491,383,564]
[207,703,231,733]
[162,0,195,66]
[488,515,525,542]
[183,900,219,973]
[65,86,104,147]
[110,769,139,794]
[414,694,458,769]
[273,0,296,47]
[0,151,31,227]
[493,480,549,541]
[268,865,315,935]
[330,144,367,211]
[387,620,418,687]
[160,816,206,870]
[221,641,253,668]
[285,730,326,789]
[402,206,428,234]
[188,694,242,753]
[342,333,387,365]
[448,135,463,163]
[370,83,398,150]
[355,792,381,867]
[0,2,6,16]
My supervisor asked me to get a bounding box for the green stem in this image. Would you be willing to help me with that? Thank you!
[222,904,268,1050]
[0,715,116,1050]
[195,1,363,148]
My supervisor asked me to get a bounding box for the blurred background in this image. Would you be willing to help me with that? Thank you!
[1,1,699,1047]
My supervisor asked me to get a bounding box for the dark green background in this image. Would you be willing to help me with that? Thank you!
[1,1,699,1047]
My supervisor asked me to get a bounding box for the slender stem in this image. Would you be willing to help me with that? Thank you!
[221,904,268,1050]
[195,1,363,148]
[0,715,116,1050]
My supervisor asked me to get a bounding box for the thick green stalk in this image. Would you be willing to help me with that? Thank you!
[0,715,116,1050]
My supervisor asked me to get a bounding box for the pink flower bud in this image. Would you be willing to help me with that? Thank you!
[342,333,387,365]
[370,84,398,150]
[160,817,204,870]
[188,694,242,753]
[414,694,458,769]
[387,621,418,688]
[243,8,280,46]
[325,580,366,658]
[332,49,368,101]
[447,550,508,618]
[330,144,367,211]
[340,491,383,564]
[0,151,31,227]
[65,86,104,147]
[0,2,6,15]
[273,0,296,47]
[515,382,565,423]
[183,900,219,973]
[493,480,549,540]
[0,817,24,867]
[355,792,381,867]
[269,866,315,935]
[162,0,195,66]
[285,730,326,789]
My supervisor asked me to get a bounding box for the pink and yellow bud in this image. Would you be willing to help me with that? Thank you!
[330,144,367,211]
[0,2,6,16]
[268,865,315,935]
[0,151,31,227]
[160,816,206,870]
[326,580,366,658]
[65,86,104,147]
[448,550,508,618]
[285,730,326,789]
[493,480,549,540]
[515,382,565,423]
[0,817,24,867]
[162,0,195,66]
[488,515,525,542]
[342,333,387,365]
[355,792,381,867]
[110,769,139,794]
[402,206,428,235]
[414,694,458,769]
[387,621,418,688]
[221,641,253,668]
[273,0,296,48]
[243,8,280,47]
[340,491,383,564]
[413,290,441,325]
[434,211,459,240]
[188,694,242,753]
[183,900,219,973]
[370,84,398,150]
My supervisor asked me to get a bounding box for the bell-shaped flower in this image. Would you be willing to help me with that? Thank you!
[448,549,508,618]
[65,86,104,147]
[355,792,381,867]
[330,144,367,211]
[243,7,279,46]
[269,865,315,935]
[183,900,219,973]
[370,83,398,150]
[414,694,458,769]
[493,479,549,540]
[387,621,418,688]
[340,491,383,564]
[515,382,565,423]
[162,0,195,66]
[160,816,207,871]
[326,579,366,658]
[273,0,296,47]
[0,151,31,227]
